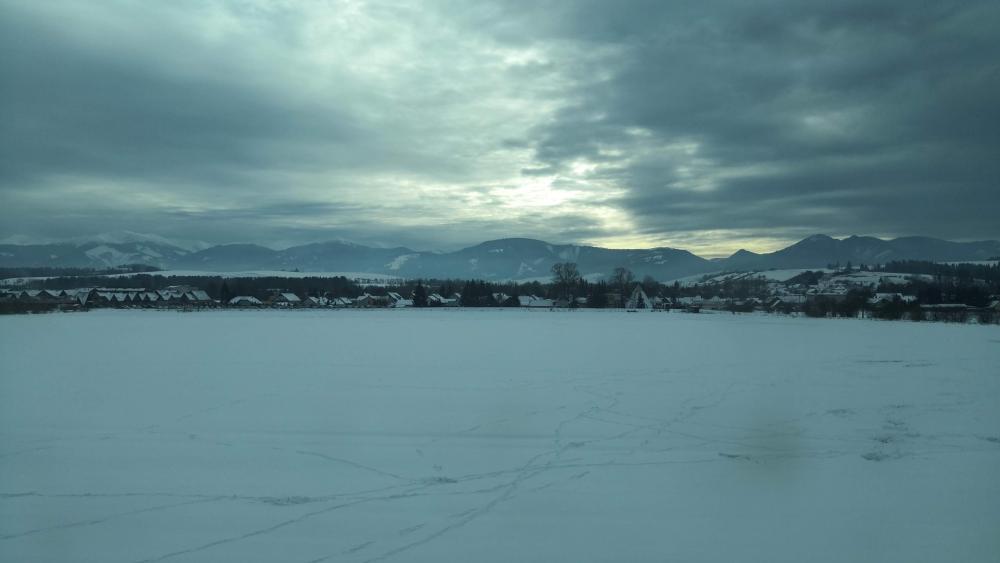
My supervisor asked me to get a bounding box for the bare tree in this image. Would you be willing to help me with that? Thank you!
[551,262,582,298]
[610,267,634,305]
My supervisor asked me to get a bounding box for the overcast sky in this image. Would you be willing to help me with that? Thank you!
[2,0,998,256]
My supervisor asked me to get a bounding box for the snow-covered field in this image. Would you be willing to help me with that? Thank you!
[1,310,998,562]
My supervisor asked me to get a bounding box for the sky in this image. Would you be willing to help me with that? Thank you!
[1,0,998,257]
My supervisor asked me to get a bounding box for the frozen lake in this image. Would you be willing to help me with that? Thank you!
[2,309,999,562]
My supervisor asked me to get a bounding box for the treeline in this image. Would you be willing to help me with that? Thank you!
[0,264,160,278]
[875,260,1000,284]
[877,279,994,308]
[799,289,922,320]
[873,261,998,308]
[20,274,364,300]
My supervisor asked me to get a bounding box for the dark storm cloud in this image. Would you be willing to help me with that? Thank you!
[2,0,998,252]
[470,0,1000,243]
[0,4,376,189]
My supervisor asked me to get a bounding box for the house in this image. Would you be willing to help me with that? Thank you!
[14,289,79,308]
[625,285,652,309]
[189,290,212,303]
[518,295,553,308]
[1,288,80,311]
[17,290,42,302]
[270,292,302,307]
[354,293,389,307]
[39,289,67,301]
[75,289,95,307]
[428,293,458,307]
[228,295,263,307]
[157,289,185,303]
[174,290,213,307]
[330,297,354,308]
[386,292,413,308]
[304,296,329,307]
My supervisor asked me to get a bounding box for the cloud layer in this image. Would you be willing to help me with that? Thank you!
[2,0,998,255]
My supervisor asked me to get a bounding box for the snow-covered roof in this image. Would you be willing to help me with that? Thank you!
[228,295,262,305]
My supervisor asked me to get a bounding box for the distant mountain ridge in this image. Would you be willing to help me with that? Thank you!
[1,233,997,281]
[717,235,1000,271]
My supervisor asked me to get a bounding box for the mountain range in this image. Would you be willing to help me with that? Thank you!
[1,232,998,281]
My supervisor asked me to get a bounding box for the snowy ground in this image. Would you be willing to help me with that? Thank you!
[1,310,998,562]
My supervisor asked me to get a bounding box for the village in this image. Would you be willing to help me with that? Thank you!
[2,263,998,323]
